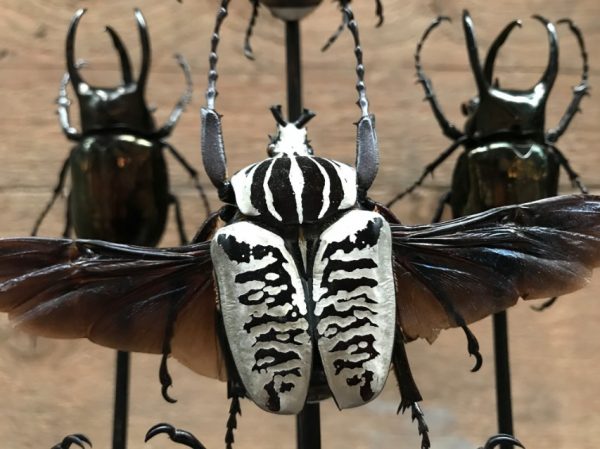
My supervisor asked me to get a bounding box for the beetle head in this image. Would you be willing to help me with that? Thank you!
[66,9,155,134]
[267,105,316,157]
[461,11,558,140]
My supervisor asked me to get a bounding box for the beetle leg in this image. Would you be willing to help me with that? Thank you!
[431,191,451,223]
[546,19,590,143]
[155,54,193,139]
[321,1,349,52]
[392,332,430,449]
[480,433,525,449]
[31,157,70,236]
[531,296,558,312]
[387,136,468,207]
[168,193,189,245]
[416,17,464,141]
[57,71,82,141]
[549,144,588,193]
[51,434,91,449]
[145,423,207,449]
[164,142,212,217]
[62,193,73,238]
[243,0,259,60]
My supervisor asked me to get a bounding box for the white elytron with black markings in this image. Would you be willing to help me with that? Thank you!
[203,4,393,414]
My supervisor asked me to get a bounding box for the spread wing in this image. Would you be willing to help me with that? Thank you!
[391,194,600,342]
[0,238,224,380]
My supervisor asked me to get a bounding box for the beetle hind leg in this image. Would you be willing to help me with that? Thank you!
[393,333,430,449]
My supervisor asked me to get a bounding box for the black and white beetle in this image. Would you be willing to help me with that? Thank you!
[387,11,589,215]
[32,9,211,245]
[1,3,600,449]
[243,0,383,58]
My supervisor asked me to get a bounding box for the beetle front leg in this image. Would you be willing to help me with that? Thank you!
[57,72,82,141]
[164,142,212,217]
[546,19,589,143]
[431,191,451,223]
[51,434,91,449]
[155,54,193,138]
[416,17,464,141]
[393,332,430,449]
[550,144,588,193]
[62,193,73,238]
[31,157,70,236]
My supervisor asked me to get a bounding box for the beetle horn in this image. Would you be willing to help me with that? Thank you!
[483,19,522,84]
[105,26,133,84]
[344,5,379,197]
[65,9,87,89]
[134,8,151,90]
[532,15,559,92]
[293,108,316,128]
[462,10,489,94]
[270,105,288,127]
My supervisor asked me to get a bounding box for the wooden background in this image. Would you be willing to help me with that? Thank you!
[0,0,599,448]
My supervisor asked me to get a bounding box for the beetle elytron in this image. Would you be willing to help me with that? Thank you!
[1,3,600,449]
[32,9,210,245]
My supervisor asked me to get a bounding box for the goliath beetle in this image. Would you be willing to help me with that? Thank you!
[387,11,589,216]
[32,9,211,245]
[243,0,383,58]
[1,4,600,449]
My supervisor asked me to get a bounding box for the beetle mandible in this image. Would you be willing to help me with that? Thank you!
[387,10,589,218]
[243,0,384,58]
[1,3,600,449]
[31,9,211,245]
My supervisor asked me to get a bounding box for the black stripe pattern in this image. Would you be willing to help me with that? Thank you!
[230,155,357,224]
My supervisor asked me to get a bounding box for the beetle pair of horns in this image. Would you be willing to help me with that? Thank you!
[66,8,150,89]
[463,10,558,93]
[270,105,316,128]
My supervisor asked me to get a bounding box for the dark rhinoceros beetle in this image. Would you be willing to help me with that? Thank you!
[388,10,589,217]
[31,8,211,245]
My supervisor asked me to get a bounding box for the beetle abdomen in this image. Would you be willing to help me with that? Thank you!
[231,156,356,224]
[452,142,560,216]
[69,135,170,246]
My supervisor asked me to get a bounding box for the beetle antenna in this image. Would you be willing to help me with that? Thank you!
[65,9,87,89]
[532,15,558,92]
[483,20,522,84]
[344,6,369,118]
[294,108,316,128]
[105,26,133,84]
[134,9,151,90]
[207,0,230,110]
[270,105,288,126]
[462,10,489,94]
[244,0,259,60]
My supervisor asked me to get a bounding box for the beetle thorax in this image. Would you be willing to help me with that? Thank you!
[269,124,312,157]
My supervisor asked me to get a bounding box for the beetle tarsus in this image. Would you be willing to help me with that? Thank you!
[145,423,207,449]
[549,144,589,194]
[322,1,385,52]
[51,434,92,449]
[462,325,483,372]
[480,433,525,449]
[225,394,242,449]
[244,0,259,60]
[156,54,194,138]
[531,296,558,312]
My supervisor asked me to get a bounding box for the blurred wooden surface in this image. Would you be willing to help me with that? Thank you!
[0,0,599,448]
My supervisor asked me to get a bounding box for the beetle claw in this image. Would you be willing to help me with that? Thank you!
[145,423,207,449]
[480,433,524,449]
[52,434,92,449]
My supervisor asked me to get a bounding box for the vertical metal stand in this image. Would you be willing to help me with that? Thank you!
[112,350,130,449]
[493,311,513,449]
[284,18,323,449]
